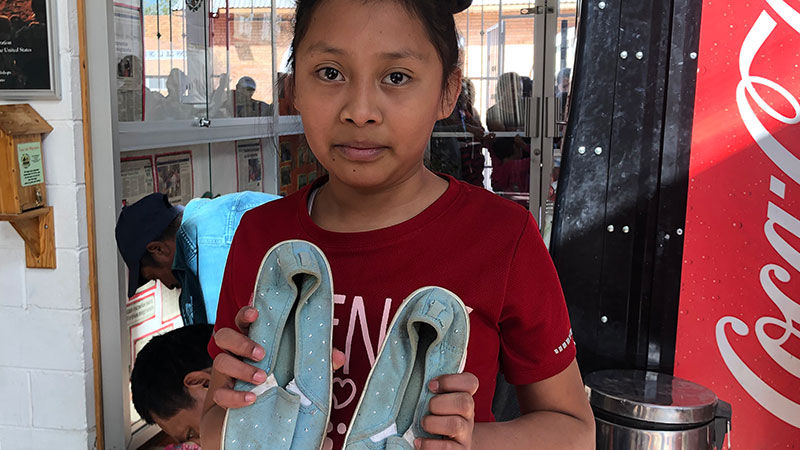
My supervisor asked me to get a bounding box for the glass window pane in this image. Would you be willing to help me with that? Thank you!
[208,2,275,119]
[432,1,535,209]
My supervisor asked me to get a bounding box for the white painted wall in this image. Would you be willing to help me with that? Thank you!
[0,0,96,448]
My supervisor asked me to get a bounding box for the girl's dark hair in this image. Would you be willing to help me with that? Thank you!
[130,324,214,423]
[288,0,462,90]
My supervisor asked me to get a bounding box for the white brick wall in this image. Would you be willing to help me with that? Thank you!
[0,0,95,448]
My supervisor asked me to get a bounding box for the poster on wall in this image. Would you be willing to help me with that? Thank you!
[155,151,194,206]
[278,134,325,196]
[0,0,60,99]
[126,280,183,424]
[236,139,264,191]
[120,156,155,206]
[113,1,143,121]
[675,0,800,448]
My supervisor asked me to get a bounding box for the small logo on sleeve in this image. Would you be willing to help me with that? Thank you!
[553,328,573,354]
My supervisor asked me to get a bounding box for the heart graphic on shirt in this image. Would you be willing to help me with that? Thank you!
[332,377,357,410]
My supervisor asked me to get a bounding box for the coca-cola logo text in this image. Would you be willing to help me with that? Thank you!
[716,0,800,429]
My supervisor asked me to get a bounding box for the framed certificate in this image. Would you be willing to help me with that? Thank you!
[0,0,60,99]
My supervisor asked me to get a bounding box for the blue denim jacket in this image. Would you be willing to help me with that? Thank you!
[172,191,280,324]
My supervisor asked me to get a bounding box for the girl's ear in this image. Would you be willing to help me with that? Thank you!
[438,69,463,120]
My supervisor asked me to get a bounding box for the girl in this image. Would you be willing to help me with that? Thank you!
[201,0,595,448]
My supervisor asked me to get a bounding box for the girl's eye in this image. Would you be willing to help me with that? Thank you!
[317,67,343,81]
[384,72,410,85]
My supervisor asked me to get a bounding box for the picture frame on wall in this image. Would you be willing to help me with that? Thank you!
[0,0,60,99]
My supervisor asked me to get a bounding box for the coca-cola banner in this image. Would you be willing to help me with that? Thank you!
[675,0,800,447]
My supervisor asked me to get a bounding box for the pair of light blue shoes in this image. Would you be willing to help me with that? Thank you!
[221,240,470,450]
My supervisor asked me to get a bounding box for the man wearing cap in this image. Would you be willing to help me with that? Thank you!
[234,76,272,118]
[115,191,280,324]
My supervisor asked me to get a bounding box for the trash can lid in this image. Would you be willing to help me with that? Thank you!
[584,370,719,426]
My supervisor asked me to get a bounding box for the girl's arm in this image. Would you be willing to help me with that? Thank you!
[420,359,594,450]
[473,359,595,450]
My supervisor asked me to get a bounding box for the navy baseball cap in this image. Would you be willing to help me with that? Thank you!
[115,193,184,298]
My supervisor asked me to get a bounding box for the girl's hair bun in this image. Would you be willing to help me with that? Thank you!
[447,0,472,13]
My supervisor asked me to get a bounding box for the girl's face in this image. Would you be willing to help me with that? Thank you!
[293,0,459,191]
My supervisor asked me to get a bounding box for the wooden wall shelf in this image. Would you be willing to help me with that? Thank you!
[0,207,56,268]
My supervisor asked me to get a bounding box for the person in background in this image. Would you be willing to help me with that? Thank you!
[131,323,345,447]
[486,72,524,132]
[201,0,595,448]
[234,76,273,117]
[432,78,490,186]
[485,72,531,193]
[115,191,280,324]
[131,324,214,446]
[555,67,572,123]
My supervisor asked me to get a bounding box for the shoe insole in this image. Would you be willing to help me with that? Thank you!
[395,321,436,434]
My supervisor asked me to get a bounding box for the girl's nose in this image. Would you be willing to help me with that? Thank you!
[340,81,383,127]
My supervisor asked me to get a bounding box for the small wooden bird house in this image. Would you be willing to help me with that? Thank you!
[0,104,55,268]
[0,104,53,214]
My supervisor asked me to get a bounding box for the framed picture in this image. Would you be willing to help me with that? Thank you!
[0,0,60,99]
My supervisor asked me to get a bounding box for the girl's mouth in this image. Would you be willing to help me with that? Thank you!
[333,143,388,161]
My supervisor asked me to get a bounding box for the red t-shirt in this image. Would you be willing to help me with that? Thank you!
[209,175,575,449]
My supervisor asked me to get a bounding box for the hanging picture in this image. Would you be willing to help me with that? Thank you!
[113,1,143,121]
[120,155,156,206]
[235,139,264,191]
[155,151,194,206]
[0,0,60,99]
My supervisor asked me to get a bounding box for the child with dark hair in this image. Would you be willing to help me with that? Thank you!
[131,324,214,444]
[203,0,594,448]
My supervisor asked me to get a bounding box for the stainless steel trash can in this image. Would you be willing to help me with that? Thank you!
[585,370,731,450]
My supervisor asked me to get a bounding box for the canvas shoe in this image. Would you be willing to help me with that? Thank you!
[343,286,470,450]
[221,240,334,450]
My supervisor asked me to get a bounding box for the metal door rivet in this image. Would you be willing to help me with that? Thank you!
[594,147,603,155]
[620,51,628,59]
[601,315,608,323]
[578,146,586,154]
[665,233,671,240]
[607,225,614,232]
[622,225,629,233]
[690,52,698,59]
[598,1,606,9]
[676,228,684,235]
[635,51,644,60]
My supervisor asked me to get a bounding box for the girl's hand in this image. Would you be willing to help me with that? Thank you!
[418,372,480,449]
[211,305,345,409]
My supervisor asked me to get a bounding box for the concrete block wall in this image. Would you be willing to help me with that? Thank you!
[0,0,96,448]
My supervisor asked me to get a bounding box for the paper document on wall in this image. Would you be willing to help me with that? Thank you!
[237,139,264,191]
[120,157,155,206]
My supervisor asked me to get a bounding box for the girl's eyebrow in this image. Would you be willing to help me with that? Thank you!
[306,42,426,61]
[307,42,345,55]
[379,49,427,62]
